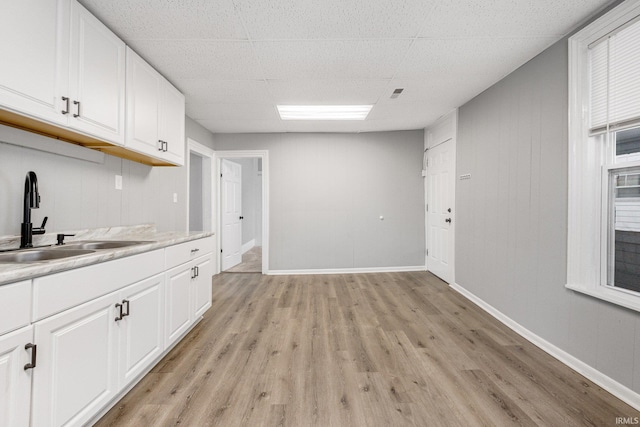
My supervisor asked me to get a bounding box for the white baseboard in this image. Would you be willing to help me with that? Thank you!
[267,265,426,275]
[241,239,255,254]
[451,283,640,412]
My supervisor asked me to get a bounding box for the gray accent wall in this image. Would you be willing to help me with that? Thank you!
[456,37,640,393]
[0,118,215,237]
[215,131,425,271]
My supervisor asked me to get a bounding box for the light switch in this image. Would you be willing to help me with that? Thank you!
[173,193,178,203]
[115,175,122,190]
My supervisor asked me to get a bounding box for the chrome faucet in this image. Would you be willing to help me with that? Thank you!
[20,171,47,248]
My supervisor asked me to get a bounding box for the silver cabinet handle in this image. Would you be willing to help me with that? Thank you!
[24,343,37,370]
[61,97,70,115]
[73,100,81,118]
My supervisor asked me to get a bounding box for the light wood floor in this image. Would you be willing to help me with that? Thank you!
[96,271,639,426]
[225,246,262,273]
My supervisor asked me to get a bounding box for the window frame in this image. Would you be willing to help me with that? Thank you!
[567,0,640,312]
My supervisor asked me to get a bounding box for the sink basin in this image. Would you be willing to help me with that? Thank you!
[0,249,95,263]
[57,240,152,250]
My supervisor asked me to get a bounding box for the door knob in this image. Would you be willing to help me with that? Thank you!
[445,218,451,223]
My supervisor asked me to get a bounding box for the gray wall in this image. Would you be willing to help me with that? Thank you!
[0,118,215,237]
[215,131,425,271]
[456,37,640,392]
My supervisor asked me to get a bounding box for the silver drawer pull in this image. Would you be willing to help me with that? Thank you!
[190,248,200,254]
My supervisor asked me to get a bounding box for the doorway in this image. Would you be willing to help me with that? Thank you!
[216,150,269,274]
[187,139,214,233]
[425,110,457,284]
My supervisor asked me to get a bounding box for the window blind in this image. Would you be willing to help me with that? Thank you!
[589,19,640,134]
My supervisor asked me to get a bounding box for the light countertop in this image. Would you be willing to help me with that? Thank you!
[0,224,213,286]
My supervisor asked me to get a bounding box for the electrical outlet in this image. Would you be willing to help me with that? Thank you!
[115,175,122,190]
[173,193,178,203]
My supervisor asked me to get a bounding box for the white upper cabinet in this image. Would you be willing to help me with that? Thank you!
[126,48,161,156]
[0,0,125,145]
[0,0,185,165]
[0,0,69,125]
[68,1,126,144]
[126,47,185,166]
[159,80,186,166]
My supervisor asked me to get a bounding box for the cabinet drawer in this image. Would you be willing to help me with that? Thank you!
[33,249,164,321]
[165,236,214,270]
[0,280,31,335]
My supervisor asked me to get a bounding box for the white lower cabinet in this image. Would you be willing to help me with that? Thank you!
[32,291,120,427]
[0,325,33,427]
[2,235,213,426]
[165,253,213,346]
[193,255,213,319]
[118,273,164,388]
[165,264,193,346]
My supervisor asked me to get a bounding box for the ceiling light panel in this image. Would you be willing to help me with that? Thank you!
[277,105,373,120]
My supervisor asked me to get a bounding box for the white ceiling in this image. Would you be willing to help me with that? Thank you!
[79,0,614,134]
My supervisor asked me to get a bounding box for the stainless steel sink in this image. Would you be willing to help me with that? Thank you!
[0,249,95,263]
[56,240,152,250]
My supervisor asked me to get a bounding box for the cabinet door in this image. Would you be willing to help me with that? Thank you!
[0,0,69,125]
[193,255,213,319]
[118,273,164,389]
[125,47,161,156]
[159,80,186,166]
[165,264,192,346]
[68,1,125,144]
[32,292,119,427]
[0,326,33,427]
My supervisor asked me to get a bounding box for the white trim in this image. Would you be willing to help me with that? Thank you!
[215,150,269,275]
[568,0,640,310]
[241,239,255,254]
[451,283,640,412]
[186,138,215,234]
[267,266,426,276]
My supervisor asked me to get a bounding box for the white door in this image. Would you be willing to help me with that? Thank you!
[118,273,164,389]
[32,292,119,427]
[0,326,33,427]
[68,1,126,145]
[426,139,455,283]
[221,159,242,270]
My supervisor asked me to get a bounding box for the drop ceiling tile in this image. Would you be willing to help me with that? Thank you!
[395,37,558,80]
[254,40,412,80]
[186,103,279,122]
[234,0,433,39]
[417,0,611,38]
[379,78,493,108]
[176,79,273,104]
[197,119,286,134]
[127,40,263,81]
[267,79,390,105]
[78,0,246,40]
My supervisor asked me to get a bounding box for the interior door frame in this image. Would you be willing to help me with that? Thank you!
[425,109,457,284]
[215,150,269,275]
[186,138,215,233]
